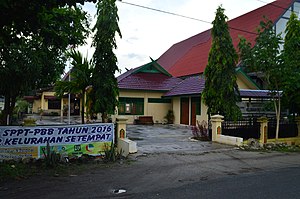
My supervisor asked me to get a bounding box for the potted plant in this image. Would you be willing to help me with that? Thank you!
[165,110,175,124]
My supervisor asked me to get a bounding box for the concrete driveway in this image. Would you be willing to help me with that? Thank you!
[126,124,232,154]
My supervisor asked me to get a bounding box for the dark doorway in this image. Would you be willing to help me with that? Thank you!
[72,99,80,116]
[191,97,201,126]
[180,97,189,125]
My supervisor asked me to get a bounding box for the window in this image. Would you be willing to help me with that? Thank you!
[148,98,171,103]
[48,99,61,110]
[118,97,144,115]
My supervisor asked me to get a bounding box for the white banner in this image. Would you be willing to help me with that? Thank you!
[0,123,114,148]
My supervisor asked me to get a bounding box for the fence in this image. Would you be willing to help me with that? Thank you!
[222,118,260,139]
[267,119,298,139]
[210,114,300,146]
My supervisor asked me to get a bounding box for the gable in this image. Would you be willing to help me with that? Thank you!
[132,57,172,77]
[236,68,260,90]
[157,0,295,77]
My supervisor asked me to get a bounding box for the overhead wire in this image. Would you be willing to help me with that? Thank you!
[117,0,262,35]
[117,0,211,24]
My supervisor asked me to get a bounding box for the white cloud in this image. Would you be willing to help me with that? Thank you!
[81,0,274,75]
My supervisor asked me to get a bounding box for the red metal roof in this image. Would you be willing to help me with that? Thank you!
[157,0,294,77]
[118,73,182,91]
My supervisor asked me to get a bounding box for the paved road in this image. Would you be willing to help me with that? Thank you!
[2,150,300,199]
[135,166,300,199]
[2,122,300,198]
[127,124,232,154]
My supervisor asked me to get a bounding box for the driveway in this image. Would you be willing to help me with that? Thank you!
[126,124,232,154]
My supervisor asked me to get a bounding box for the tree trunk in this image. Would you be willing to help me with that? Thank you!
[273,82,281,142]
[275,94,281,142]
[101,112,107,123]
[81,89,85,124]
[1,94,17,126]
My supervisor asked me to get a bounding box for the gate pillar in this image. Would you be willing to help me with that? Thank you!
[116,116,137,156]
[258,117,268,144]
[211,115,224,142]
[116,116,128,139]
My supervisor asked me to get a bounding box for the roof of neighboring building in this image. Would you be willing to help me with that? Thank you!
[157,0,294,77]
[118,73,182,91]
[164,76,205,97]
[239,89,280,98]
[164,77,275,98]
[118,58,182,91]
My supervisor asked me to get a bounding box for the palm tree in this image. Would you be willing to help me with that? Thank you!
[55,50,93,124]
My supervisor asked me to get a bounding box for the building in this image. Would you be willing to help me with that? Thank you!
[24,78,81,117]
[25,0,296,125]
[117,0,296,125]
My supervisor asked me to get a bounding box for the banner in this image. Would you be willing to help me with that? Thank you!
[0,123,114,160]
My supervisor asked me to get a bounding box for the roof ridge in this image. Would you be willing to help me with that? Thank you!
[117,67,140,82]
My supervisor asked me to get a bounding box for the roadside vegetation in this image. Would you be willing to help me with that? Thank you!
[0,144,127,183]
[239,139,300,152]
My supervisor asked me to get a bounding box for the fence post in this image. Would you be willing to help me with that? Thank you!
[116,116,128,139]
[116,116,137,156]
[258,117,268,144]
[295,117,300,137]
[211,115,224,142]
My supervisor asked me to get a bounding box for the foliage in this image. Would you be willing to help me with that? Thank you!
[102,142,122,163]
[0,161,33,182]
[0,1,91,125]
[191,120,210,141]
[55,50,93,124]
[238,17,283,140]
[23,117,36,126]
[41,142,61,168]
[202,6,241,120]
[239,142,300,152]
[91,0,122,121]
[14,99,29,119]
[282,12,300,116]
[164,110,175,124]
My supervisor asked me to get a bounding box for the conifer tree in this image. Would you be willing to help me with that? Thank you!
[202,6,241,120]
[91,0,122,122]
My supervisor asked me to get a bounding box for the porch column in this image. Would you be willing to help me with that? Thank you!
[60,98,64,118]
[258,117,268,144]
[295,117,300,137]
[211,114,224,142]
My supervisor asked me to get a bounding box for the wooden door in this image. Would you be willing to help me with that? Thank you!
[180,97,189,125]
[191,97,201,126]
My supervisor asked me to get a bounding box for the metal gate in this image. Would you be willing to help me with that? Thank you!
[222,118,260,140]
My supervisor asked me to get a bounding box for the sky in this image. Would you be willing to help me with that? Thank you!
[79,0,274,76]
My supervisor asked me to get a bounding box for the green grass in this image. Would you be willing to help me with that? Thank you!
[271,145,300,152]
[0,162,34,182]
[0,156,133,183]
[239,143,300,153]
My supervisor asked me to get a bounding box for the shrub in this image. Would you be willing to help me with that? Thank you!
[23,117,36,126]
[164,110,175,124]
[191,120,209,141]
[41,142,61,168]
[102,142,122,163]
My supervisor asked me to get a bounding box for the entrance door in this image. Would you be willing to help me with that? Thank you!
[191,97,201,126]
[180,97,189,125]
